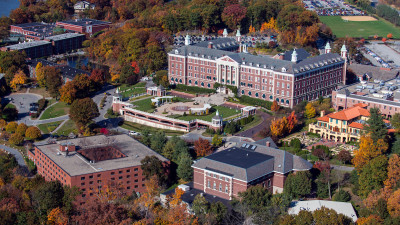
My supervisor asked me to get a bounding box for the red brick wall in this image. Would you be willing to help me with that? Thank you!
[272,173,286,190]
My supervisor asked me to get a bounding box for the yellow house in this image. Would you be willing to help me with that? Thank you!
[308,103,371,142]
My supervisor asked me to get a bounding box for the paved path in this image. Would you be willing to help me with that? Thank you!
[236,110,272,139]
[332,165,355,171]
[0,144,26,166]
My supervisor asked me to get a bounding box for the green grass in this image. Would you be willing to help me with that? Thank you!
[133,98,155,112]
[118,83,147,98]
[37,121,63,134]
[172,105,240,122]
[237,115,262,132]
[319,16,400,39]
[5,103,16,109]
[121,121,185,136]
[39,102,70,120]
[54,120,77,136]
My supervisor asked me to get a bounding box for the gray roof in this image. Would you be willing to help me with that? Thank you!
[27,59,89,79]
[6,41,51,50]
[349,64,399,82]
[12,22,44,28]
[58,18,111,26]
[253,137,278,149]
[283,48,311,62]
[192,142,312,182]
[34,134,168,176]
[45,33,85,41]
[194,38,239,50]
[170,44,344,75]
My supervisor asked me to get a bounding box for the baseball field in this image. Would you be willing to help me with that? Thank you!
[319,16,400,39]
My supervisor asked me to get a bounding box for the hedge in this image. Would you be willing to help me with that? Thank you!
[175,84,215,94]
[238,95,272,110]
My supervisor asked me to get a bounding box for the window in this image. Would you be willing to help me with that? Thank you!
[135,185,138,188]
[111,172,115,175]
[219,184,222,191]
[89,175,93,179]
[119,171,123,174]
[81,182,85,186]
[81,177,85,180]
[134,168,138,171]
[225,177,229,182]
[268,180,271,187]
[135,179,138,183]
[119,176,123,180]
[225,186,228,193]
[126,169,130,173]
[89,181,93,184]
[127,175,130,178]
[213,182,216,190]
[207,180,210,188]
[97,174,101,177]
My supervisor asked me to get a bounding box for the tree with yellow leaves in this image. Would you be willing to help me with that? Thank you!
[10,70,27,90]
[270,117,287,137]
[169,187,184,207]
[260,18,277,33]
[352,136,388,171]
[35,61,42,77]
[47,207,68,225]
[36,65,46,87]
[387,189,400,218]
[305,103,316,119]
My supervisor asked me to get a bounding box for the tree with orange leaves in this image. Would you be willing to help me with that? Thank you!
[10,70,27,90]
[384,154,400,189]
[194,138,213,157]
[352,136,388,171]
[387,189,400,217]
[271,100,279,112]
[387,33,393,39]
[169,187,184,207]
[59,81,77,104]
[249,25,255,33]
[357,215,383,225]
[286,111,298,133]
[47,207,68,225]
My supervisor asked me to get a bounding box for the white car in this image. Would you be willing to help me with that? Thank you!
[129,131,140,136]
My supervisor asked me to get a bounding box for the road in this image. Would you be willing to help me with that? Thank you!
[3,93,42,125]
[332,165,355,171]
[0,144,26,166]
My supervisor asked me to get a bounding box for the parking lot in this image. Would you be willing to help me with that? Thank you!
[303,0,365,16]
[365,42,400,68]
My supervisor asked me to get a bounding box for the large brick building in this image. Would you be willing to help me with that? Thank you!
[44,33,86,55]
[56,18,111,35]
[168,35,347,108]
[189,140,312,200]
[28,134,168,201]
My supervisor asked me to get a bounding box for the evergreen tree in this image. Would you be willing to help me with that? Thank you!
[177,154,193,182]
[364,108,387,142]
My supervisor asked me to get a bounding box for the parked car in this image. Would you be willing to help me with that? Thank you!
[129,131,140,136]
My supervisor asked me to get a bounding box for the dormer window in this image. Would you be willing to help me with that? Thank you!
[174,49,179,54]
[282,67,287,72]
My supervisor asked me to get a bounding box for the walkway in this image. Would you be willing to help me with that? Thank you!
[0,144,26,166]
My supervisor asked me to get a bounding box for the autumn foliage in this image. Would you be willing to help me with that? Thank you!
[194,138,213,157]
[270,111,297,137]
[352,136,388,171]
[271,100,279,112]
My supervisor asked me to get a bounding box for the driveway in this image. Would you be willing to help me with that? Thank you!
[236,110,272,139]
[0,144,26,166]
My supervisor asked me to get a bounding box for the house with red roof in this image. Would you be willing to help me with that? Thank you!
[308,104,385,142]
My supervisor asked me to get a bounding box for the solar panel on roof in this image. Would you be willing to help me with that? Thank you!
[251,145,257,150]
[245,144,250,148]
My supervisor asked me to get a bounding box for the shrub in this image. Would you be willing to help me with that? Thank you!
[333,190,351,202]
[5,122,18,133]
[290,138,302,151]
[9,133,24,145]
[175,84,214,94]
[238,95,272,110]
[337,150,352,164]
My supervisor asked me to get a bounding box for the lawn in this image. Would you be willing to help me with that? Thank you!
[121,121,185,136]
[37,121,63,134]
[39,102,70,120]
[29,87,52,98]
[319,16,400,39]
[118,83,147,98]
[173,105,240,122]
[133,98,155,113]
[54,120,77,136]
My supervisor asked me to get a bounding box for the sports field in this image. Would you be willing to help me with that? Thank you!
[319,16,400,39]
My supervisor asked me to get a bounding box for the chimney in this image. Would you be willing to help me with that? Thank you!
[208,42,213,49]
[320,110,325,117]
[266,141,270,147]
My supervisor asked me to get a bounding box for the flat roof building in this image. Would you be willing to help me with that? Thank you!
[44,33,86,55]
[56,18,111,35]
[1,41,53,59]
[288,200,358,222]
[28,134,169,200]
